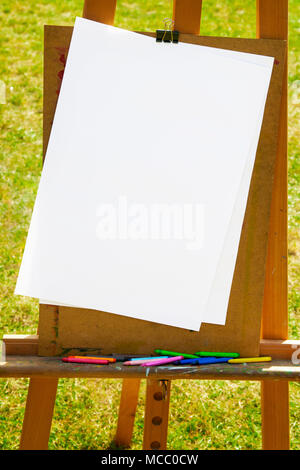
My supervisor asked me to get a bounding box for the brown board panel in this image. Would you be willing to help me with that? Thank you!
[39,26,286,357]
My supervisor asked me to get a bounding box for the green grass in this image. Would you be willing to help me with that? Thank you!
[0,0,299,450]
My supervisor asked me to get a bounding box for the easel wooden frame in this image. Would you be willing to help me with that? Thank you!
[1,0,299,451]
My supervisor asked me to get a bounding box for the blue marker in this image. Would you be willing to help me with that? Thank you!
[130,356,169,361]
[175,357,234,365]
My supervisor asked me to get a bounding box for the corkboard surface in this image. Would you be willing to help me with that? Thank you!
[39,26,286,357]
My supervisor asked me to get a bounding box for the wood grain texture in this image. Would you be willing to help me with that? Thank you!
[20,377,58,450]
[143,380,171,450]
[258,0,288,339]
[114,379,141,448]
[261,381,290,449]
[173,0,202,34]
[260,339,300,359]
[39,27,286,358]
[38,304,59,356]
[1,356,299,381]
[257,0,290,451]
[2,334,39,355]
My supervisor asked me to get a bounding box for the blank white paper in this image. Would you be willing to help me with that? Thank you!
[41,43,273,327]
[15,18,273,330]
[199,48,273,324]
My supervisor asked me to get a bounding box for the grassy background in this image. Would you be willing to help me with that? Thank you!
[0,0,299,450]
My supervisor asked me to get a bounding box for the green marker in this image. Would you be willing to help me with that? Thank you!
[155,349,199,359]
[195,351,240,358]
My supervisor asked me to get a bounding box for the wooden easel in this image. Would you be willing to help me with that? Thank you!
[2,0,299,451]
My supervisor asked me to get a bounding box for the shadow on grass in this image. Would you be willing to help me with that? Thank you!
[106,439,130,450]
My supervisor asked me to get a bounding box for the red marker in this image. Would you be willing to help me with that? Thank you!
[69,356,116,363]
[62,357,109,365]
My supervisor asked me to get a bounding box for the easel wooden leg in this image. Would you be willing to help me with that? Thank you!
[20,377,58,450]
[114,379,141,448]
[261,381,289,450]
[173,0,202,34]
[257,0,289,452]
[143,379,171,450]
[83,0,117,25]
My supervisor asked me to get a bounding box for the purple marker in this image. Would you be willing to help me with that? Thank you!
[141,356,183,367]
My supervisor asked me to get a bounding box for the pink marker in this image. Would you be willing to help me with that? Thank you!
[124,358,167,366]
[141,356,183,367]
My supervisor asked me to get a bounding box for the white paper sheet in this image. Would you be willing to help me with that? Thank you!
[199,48,273,324]
[40,44,273,326]
[15,18,273,330]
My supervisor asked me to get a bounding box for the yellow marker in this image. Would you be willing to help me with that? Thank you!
[228,356,272,364]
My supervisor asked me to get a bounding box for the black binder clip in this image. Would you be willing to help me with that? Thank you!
[156,19,179,43]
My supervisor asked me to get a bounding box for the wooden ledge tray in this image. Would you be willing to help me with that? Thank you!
[0,356,299,381]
